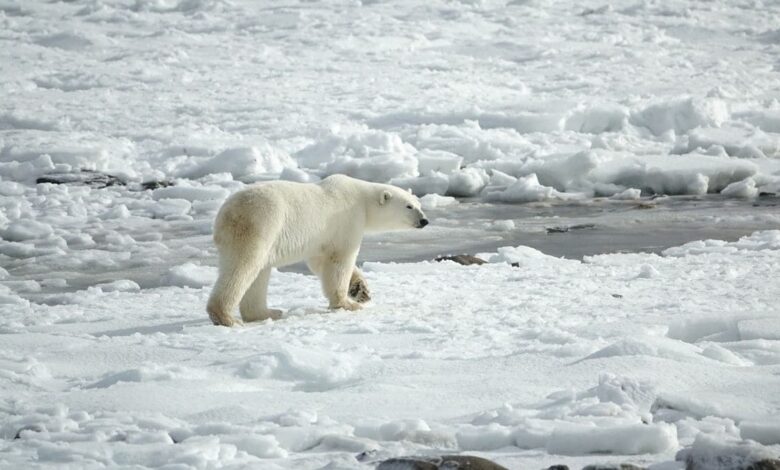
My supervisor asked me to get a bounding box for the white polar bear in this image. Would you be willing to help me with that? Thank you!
[207,174,428,326]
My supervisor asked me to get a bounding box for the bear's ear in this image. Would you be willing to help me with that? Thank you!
[380,190,393,205]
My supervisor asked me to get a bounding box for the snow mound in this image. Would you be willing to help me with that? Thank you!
[630,97,729,137]
[1,220,54,242]
[446,168,489,197]
[419,193,458,210]
[131,0,234,14]
[152,185,230,202]
[417,150,463,175]
[488,245,551,265]
[610,188,642,200]
[87,364,206,388]
[720,178,758,199]
[663,230,780,256]
[391,171,450,196]
[240,346,361,392]
[295,127,418,183]
[462,375,672,455]
[564,103,629,134]
[485,173,563,202]
[673,126,778,159]
[278,167,321,183]
[160,263,216,288]
[583,336,703,363]
[546,422,677,455]
[181,145,294,180]
[34,31,94,50]
[94,280,141,293]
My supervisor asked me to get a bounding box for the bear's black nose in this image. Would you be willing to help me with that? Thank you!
[418,218,429,228]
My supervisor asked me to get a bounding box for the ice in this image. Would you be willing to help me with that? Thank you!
[160,263,216,288]
[279,167,321,183]
[180,145,294,180]
[419,193,458,210]
[636,264,661,279]
[546,423,678,455]
[94,280,141,293]
[152,185,230,203]
[3,0,780,468]
[0,180,27,196]
[610,188,642,200]
[391,172,450,196]
[417,150,463,175]
[445,168,489,197]
[740,420,780,445]
[676,434,778,470]
[663,230,780,256]
[295,127,418,183]
[1,220,53,241]
[674,126,778,159]
[456,424,514,451]
[564,104,629,134]
[720,178,758,199]
[487,244,551,265]
[485,173,564,203]
[629,97,729,137]
[226,435,288,459]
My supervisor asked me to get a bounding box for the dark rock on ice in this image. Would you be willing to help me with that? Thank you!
[546,223,596,234]
[634,203,656,210]
[139,180,174,191]
[36,170,125,188]
[13,424,44,439]
[376,455,508,470]
[434,255,487,265]
[676,434,780,470]
[582,464,645,470]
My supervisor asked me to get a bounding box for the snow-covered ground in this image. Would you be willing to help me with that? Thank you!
[2,0,780,468]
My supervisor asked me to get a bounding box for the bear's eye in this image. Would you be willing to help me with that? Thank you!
[406,204,413,210]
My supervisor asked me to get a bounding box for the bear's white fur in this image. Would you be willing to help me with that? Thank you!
[207,174,428,326]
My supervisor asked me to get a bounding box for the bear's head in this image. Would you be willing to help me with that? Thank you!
[370,185,428,231]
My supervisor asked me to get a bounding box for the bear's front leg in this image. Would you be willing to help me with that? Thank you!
[321,252,363,311]
[348,269,371,304]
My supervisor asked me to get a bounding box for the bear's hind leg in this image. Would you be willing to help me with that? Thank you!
[207,248,266,327]
[239,268,282,322]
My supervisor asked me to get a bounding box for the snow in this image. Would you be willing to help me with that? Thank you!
[2,0,780,468]
[161,263,217,288]
[720,178,759,199]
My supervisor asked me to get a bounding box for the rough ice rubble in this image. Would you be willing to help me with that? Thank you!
[677,434,779,470]
[458,374,677,455]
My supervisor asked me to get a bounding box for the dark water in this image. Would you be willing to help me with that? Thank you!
[12,195,780,298]
[352,195,780,264]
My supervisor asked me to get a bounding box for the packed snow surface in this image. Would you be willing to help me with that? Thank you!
[2,0,780,468]
[2,232,780,468]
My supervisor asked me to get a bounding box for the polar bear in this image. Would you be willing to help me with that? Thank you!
[206,174,428,326]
